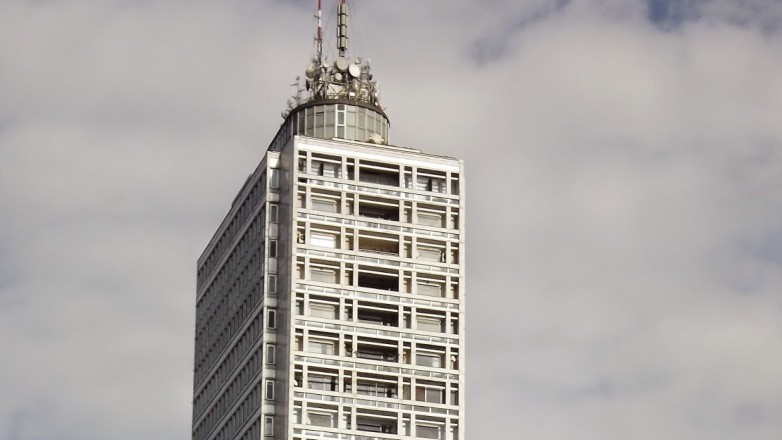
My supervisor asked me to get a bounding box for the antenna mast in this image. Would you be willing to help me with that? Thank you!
[316,0,323,62]
[286,0,383,119]
[337,0,348,58]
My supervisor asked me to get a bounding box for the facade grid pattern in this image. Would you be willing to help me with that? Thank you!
[193,103,464,440]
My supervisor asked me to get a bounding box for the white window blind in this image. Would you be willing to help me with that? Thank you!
[311,233,337,249]
[311,268,338,284]
[417,212,443,227]
[307,338,336,355]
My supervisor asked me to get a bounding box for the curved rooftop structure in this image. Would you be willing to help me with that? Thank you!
[280,0,390,146]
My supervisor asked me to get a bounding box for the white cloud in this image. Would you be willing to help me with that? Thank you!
[1,0,781,439]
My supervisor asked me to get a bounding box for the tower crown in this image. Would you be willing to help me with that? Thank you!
[282,0,389,145]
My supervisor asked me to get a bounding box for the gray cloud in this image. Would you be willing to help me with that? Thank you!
[1,0,781,439]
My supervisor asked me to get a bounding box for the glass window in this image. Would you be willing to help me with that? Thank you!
[417,212,443,227]
[266,344,276,364]
[416,425,440,439]
[312,197,338,213]
[307,374,337,391]
[417,282,443,297]
[416,352,442,368]
[311,267,338,284]
[267,309,276,329]
[264,416,273,436]
[416,387,444,404]
[309,302,337,319]
[307,338,336,355]
[417,316,443,332]
[307,412,334,427]
[265,380,275,400]
[417,246,443,262]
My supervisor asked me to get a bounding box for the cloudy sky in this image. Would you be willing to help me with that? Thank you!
[1,0,781,439]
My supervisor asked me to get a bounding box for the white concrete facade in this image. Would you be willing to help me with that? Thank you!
[193,107,465,440]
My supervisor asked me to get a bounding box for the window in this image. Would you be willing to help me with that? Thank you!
[270,204,279,223]
[358,201,399,221]
[359,166,399,186]
[310,267,338,284]
[416,386,445,404]
[311,232,337,249]
[416,352,442,368]
[417,171,446,193]
[307,373,338,391]
[417,281,444,298]
[309,302,338,319]
[307,411,335,427]
[267,309,276,329]
[307,338,336,355]
[265,380,275,400]
[416,316,444,333]
[357,380,397,398]
[311,197,338,213]
[266,344,276,364]
[416,424,441,439]
[311,160,341,178]
[417,245,443,262]
[417,212,443,227]
[270,169,280,189]
[268,275,277,293]
[269,240,278,258]
[264,416,273,436]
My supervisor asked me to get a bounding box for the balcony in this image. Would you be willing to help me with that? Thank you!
[359,167,399,187]
[358,203,399,222]
[358,236,399,257]
[357,308,398,327]
[358,272,399,292]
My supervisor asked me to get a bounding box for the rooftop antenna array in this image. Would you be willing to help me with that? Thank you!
[282,0,382,119]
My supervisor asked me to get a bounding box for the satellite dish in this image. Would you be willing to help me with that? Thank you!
[334,72,343,82]
[335,57,349,72]
[367,133,384,144]
[348,64,361,78]
[305,64,319,78]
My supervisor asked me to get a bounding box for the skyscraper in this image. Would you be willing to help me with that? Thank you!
[192,3,465,439]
